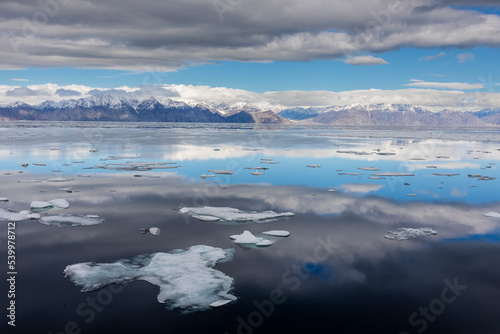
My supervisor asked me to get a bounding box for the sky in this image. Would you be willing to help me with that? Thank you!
[1,0,500,110]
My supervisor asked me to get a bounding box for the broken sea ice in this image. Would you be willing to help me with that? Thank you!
[385,228,437,241]
[0,208,40,221]
[179,206,294,224]
[64,245,236,312]
[39,214,103,227]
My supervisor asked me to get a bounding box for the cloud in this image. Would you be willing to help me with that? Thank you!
[0,1,499,70]
[457,52,475,63]
[10,79,29,82]
[404,79,484,90]
[55,88,81,97]
[343,55,389,65]
[5,86,51,97]
[421,52,448,61]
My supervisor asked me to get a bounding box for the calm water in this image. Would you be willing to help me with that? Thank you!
[1,122,500,334]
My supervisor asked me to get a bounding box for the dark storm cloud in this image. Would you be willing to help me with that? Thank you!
[1,0,500,70]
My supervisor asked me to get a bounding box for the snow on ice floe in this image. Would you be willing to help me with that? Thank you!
[0,197,8,202]
[207,170,234,175]
[39,214,103,227]
[370,172,415,177]
[483,212,500,219]
[179,206,294,224]
[385,228,437,241]
[229,230,276,248]
[64,245,236,312]
[31,199,69,211]
[0,208,41,221]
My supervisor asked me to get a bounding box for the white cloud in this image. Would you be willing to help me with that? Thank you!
[343,55,389,65]
[457,52,475,63]
[1,83,500,111]
[421,52,448,61]
[404,79,484,90]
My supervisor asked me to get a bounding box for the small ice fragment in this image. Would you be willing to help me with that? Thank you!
[426,166,438,169]
[39,214,103,227]
[210,300,232,308]
[22,163,28,167]
[307,165,322,168]
[406,194,417,197]
[385,228,437,240]
[432,173,459,177]
[357,167,380,171]
[251,171,265,175]
[31,199,69,210]
[435,156,450,159]
[33,163,46,166]
[327,189,337,192]
[208,170,234,175]
[139,228,149,234]
[0,208,41,221]
[370,172,415,176]
[58,187,73,193]
[149,227,161,235]
[260,158,273,161]
[245,167,269,170]
[262,230,290,237]
[261,161,279,164]
[0,197,8,202]
[213,148,220,151]
[47,177,74,182]
[201,174,216,179]
[483,212,500,219]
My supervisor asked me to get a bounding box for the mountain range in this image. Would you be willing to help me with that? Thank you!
[0,95,499,126]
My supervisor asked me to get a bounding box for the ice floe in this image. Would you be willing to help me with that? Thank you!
[0,197,8,202]
[432,173,459,177]
[251,171,265,176]
[230,230,275,247]
[385,228,437,241]
[357,167,380,171]
[39,214,103,227]
[64,245,236,312]
[0,208,41,221]
[370,172,415,177]
[483,212,500,219]
[201,174,216,179]
[262,230,290,237]
[307,165,322,168]
[208,170,234,175]
[179,206,294,224]
[31,199,69,211]
[91,162,179,172]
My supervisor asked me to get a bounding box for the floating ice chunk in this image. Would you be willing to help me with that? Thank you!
[179,206,294,224]
[338,173,362,176]
[426,166,438,169]
[370,172,415,177]
[22,163,28,167]
[262,230,290,237]
[58,187,74,193]
[39,214,103,227]
[100,155,141,161]
[385,228,437,241]
[210,300,232,308]
[208,170,234,175]
[435,156,449,159]
[231,230,275,247]
[0,197,8,202]
[201,174,216,179]
[260,158,273,161]
[307,165,322,168]
[233,230,260,244]
[261,161,279,164]
[327,189,337,192]
[432,173,459,177]
[149,227,161,235]
[33,163,46,166]
[251,171,265,175]
[46,177,74,182]
[406,194,417,197]
[0,208,41,221]
[64,245,236,312]
[483,212,500,219]
[18,179,44,183]
[31,199,69,210]
[245,167,269,170]
[357,167,380,171]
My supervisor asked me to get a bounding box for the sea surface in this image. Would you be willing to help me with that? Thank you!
[1,121,500,334]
